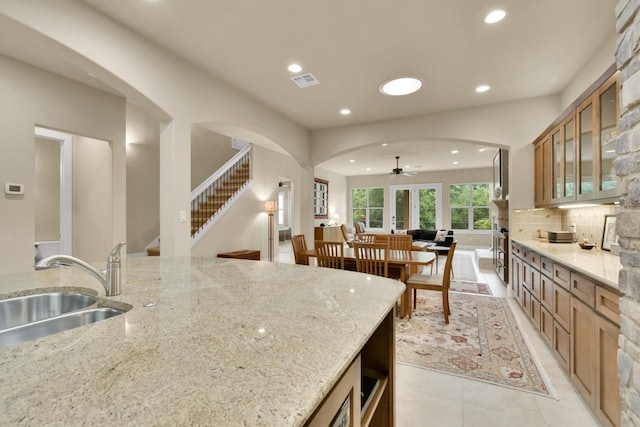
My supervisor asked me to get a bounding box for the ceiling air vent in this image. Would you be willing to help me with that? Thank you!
[290,73,320,88]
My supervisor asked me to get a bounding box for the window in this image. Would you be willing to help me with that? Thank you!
[313,178,329,219]
[450,183,491,231]
[352,187,384,229]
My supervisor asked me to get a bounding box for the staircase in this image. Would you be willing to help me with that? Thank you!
[147,144,253,255]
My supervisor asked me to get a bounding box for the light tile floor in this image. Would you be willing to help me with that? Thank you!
[277,243,600,426]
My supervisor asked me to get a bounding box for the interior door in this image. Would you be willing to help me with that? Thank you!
[390,184,441,231]
[34,127,72,259]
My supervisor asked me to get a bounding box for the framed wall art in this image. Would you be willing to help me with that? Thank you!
[601,215,618,251]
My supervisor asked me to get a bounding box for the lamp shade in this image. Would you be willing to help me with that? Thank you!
[264,200,277,213]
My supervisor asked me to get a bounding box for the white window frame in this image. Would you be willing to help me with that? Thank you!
[449,182,492,233]
[351,187,385,231]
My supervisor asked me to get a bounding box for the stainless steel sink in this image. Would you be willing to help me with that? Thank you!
[0,291,98,330]
[0,307,124,348]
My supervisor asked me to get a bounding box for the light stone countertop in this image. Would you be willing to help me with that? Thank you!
[511,238,622,290]
[0,256,405,426]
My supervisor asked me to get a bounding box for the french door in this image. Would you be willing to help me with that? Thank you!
[390,184,441,231]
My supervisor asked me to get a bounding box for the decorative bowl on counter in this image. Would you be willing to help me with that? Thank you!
[579,242,596,250]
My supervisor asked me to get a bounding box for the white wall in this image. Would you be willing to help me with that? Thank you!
[34,137,60,242]
[0,55,125,273]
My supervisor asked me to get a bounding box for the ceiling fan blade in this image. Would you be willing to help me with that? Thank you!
[403,171,417,177]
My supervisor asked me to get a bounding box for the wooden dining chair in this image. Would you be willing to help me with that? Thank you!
[291,234,309,265]
[315,240,345,270]
[405,241,457,322]
[353,233,376,244]
[386,234,412,282]
[353,241,389,278]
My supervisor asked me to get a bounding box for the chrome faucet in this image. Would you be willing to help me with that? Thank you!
[35,243,126,296]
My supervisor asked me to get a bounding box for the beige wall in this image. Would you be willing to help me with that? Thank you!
[72,136,112,262]
[34,137,60,242]
[192,145,309,260]
[0,55,126,273]
[191,127,237,190]
[313,166,348,229]
[126,143,159,254]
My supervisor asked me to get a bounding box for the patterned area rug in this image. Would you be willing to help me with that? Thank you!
[396,292,551,397]
[426,252,492,295]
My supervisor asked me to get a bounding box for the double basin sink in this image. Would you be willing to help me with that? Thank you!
[0,289,129,348]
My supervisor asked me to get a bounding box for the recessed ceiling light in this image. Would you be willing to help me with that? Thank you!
[287,63,302,73]
[340,108,351,115]
[485,10,506,24]
[366,168,371,171]
[475,85,490,93]
[451,150,459,154]
[382,143,388,147]
[453,161,459,165]
[349,159,355,163]
[380,77,423,96]
[404,165,411,169]
[478,148,487,152]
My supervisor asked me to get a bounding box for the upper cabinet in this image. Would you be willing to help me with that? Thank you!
[534,68,620,207]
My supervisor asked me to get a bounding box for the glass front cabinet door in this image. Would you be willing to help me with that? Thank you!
[577,98,595,201]
[597,75,620,199]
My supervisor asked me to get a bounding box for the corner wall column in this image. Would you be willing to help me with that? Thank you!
[614,1,640,425]
[159,119,191,256]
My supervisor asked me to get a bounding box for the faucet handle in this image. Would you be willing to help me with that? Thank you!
[108,243,127,263]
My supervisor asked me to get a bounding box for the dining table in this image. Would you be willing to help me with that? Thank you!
[305,248,435,318]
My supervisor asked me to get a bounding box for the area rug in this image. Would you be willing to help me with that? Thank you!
[449,280,492,295]
[396,292,553,397]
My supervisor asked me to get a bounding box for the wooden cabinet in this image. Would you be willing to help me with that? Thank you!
[533,67,620,207]
[571,296,621,427]
[493,231,509,284]
[534,135,552,206]
[306,309,395,427]
[510,240,620,426]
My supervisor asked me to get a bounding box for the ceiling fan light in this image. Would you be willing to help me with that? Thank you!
[380,77,422,96]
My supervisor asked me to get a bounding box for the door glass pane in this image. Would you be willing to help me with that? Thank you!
[600,84,618,192]
[553,129,562,198]
[394,190,409,230]
[579,104,593,196]
[418,188,436,229]
[564,119,575,198]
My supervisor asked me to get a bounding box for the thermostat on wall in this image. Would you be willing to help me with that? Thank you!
[5,183,24,195]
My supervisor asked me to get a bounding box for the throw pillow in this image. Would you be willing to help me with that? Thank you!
[434,230,448,243]
[395,229,407,234]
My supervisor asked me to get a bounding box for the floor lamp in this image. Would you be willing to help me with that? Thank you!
[264,200,277,262]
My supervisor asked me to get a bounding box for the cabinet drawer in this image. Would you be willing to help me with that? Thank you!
[554,284,571,331]
[540,256,554,277]
[554,321,571,373]
[540,306,554,347]
[540,274,554,310]
[553,264,571,290]
[511,242,522,257]
[523,247,531,263]
[529,251,542,271]
[530,295,541,330]
[596,286,621,326]
[571,272,596,307]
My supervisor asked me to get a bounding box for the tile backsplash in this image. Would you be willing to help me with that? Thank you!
[510,205,619,243]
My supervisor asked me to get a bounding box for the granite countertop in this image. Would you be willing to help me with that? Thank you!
[0,257,405,426]
[511,238,622,290]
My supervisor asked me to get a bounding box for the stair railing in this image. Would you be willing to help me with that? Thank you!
[191,144,253,243]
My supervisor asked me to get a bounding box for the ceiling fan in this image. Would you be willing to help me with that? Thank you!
[386,156,417,177]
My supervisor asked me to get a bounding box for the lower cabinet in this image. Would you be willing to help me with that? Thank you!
[511,241,620,427]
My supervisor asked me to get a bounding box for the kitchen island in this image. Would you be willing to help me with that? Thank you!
[0,256,405,426]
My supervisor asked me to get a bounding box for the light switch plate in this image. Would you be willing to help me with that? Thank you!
[179,211,187,223]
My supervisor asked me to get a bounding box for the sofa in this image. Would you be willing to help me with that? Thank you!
[404,229,455,247]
